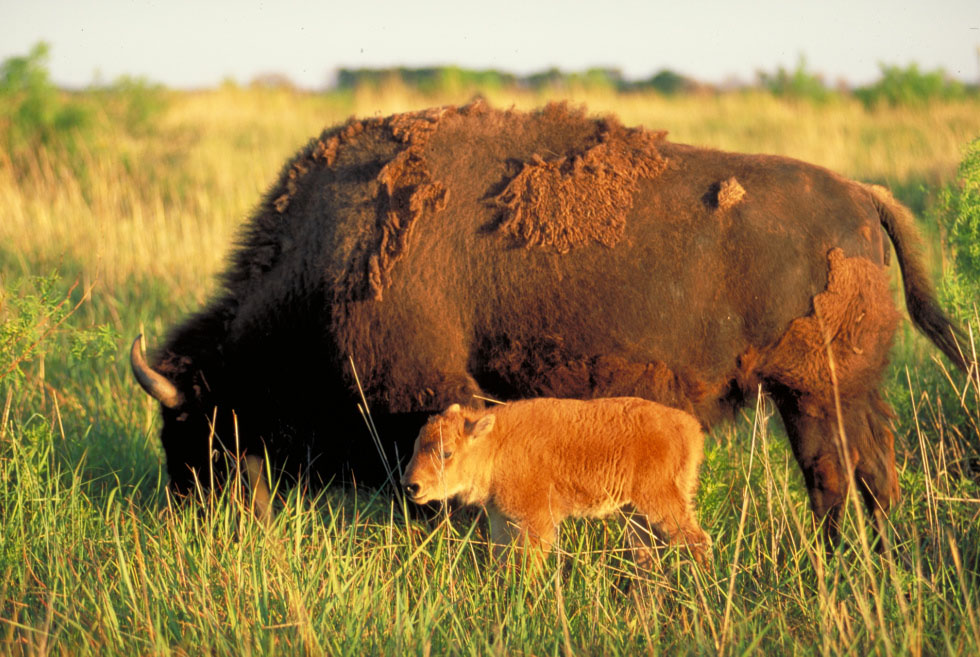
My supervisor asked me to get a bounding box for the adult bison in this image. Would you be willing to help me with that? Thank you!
[131,100,965,536]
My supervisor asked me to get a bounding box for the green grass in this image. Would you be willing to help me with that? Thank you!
[1,84,980,655]
[2,361,979,655]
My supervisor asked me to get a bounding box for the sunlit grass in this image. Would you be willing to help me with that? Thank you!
[1,85,979,655]
[1,348,977,655]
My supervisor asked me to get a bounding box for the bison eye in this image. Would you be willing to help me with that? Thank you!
[441,450,454,460]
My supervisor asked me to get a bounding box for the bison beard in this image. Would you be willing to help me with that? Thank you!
[131,100,966,542]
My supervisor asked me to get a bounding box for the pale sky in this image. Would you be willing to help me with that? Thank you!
[2,0,979,89]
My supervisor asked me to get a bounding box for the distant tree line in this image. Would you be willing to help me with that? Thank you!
[334,65,707,96]
[334,57,975,108]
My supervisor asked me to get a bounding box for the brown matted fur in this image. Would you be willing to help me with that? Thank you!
[493,108,667,253]
[764,248,902,411]
[401,398,710,567]
[701,176,746,213]
[716,176,746,210]
[367,106,454,300]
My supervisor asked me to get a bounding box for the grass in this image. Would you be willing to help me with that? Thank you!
[1,85,979,655]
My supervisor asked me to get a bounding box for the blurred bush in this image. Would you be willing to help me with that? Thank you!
[633,69,698,95]
[757,55,832,103]
[1,43,170,175]
[91,74,169,136]
[855,64,967,109]
[0,42,92,161]
[336,66,518,95]
[938,138,980,319]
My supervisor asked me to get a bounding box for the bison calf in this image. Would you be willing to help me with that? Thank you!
[401,397,710,567]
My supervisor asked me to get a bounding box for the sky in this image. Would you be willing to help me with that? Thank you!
[2,0,979,90]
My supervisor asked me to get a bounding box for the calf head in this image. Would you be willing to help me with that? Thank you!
[401,404,496,504]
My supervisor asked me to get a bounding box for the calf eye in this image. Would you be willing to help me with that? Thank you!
[441,451,454,460]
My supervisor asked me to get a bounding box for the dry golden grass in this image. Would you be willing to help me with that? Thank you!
[2,85,979,300]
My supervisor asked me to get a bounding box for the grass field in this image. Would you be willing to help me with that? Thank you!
[2,85,980,655]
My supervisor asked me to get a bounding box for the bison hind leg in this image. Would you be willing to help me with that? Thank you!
[854,391,900,517]
[852,393,901,553]
[769,385,899,550]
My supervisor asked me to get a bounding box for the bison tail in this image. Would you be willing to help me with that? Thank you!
[867,184,968,371]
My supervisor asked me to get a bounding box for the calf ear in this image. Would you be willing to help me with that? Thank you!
[467,415,496,441]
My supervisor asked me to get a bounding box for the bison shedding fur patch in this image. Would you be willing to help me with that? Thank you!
[493,118,667,254]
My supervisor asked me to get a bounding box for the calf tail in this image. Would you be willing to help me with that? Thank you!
[866,184,968,371]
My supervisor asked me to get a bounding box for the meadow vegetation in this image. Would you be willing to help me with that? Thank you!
[1,47,979,655]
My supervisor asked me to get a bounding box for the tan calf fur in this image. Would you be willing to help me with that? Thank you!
[401,397,710,567]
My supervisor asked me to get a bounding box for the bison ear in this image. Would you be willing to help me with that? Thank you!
[447,403,461,414]
[467,414,496,441]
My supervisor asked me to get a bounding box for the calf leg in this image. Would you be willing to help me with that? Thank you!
[487,504,558,568]
[632,493,711,567]
[487,504,519,562]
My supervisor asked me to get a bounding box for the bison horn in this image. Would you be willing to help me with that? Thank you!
[130,335,183,409]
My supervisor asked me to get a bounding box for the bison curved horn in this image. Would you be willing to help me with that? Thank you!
[130,335,183,409]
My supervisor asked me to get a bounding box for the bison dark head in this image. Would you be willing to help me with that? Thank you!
[130,335,233,498]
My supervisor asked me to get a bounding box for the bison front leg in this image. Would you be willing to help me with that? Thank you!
[617,508,658,570]
[244,454,273,526]
[487,504,518,562]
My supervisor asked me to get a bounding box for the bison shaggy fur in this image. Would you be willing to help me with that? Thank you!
[131,100,965,538]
